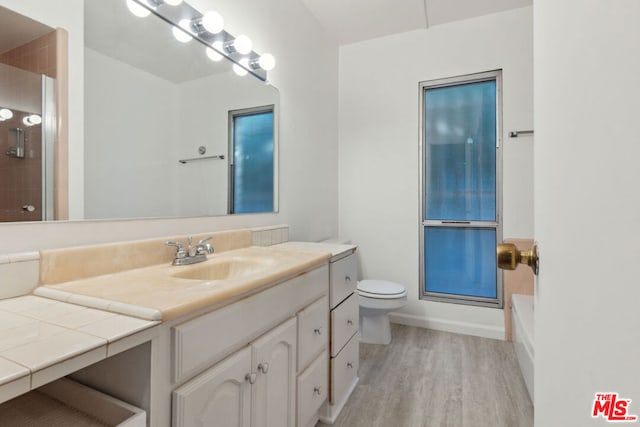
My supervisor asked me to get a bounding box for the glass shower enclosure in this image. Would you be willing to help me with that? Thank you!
[0,63,56,222]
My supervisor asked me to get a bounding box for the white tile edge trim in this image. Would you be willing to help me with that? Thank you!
[389,312,505,341]
[2,252,40,264]
[33,288,162,321]
[32,287,72,303]
[106,302,162,321]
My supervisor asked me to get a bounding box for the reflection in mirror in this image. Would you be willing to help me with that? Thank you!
[0,6,59,222]
[84,0,279,220]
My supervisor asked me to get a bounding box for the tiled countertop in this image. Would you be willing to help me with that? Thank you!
[0,296,159,404]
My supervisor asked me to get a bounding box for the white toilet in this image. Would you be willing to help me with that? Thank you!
[357,279,408,345]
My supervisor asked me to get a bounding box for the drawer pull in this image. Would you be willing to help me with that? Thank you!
[258,363,269,374]
[347,319,353,326]
[313,327,323,336]
[345,275,352,283]
[347,362,354,369]
[313,386,322,396]
[245,372,257,384]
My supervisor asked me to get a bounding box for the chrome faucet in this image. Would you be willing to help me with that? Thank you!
[166,236,214,266]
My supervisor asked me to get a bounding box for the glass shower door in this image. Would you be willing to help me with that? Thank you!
[0,64,55,222]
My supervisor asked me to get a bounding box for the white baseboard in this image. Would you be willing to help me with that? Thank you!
[389,312,505,340]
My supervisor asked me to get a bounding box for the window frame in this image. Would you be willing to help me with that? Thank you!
[227,104,278,215]
[418,70,504,308]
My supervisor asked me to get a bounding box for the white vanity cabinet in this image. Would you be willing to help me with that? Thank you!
[168,264,329,427]
[320,251,360,424]
[173,345,252,427]
[173,317,297,427]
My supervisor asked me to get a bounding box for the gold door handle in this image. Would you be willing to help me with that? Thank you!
[497,243,539,275]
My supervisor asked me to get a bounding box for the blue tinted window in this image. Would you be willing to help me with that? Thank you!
[424,227,497,299]
[424,81,496,222]
[232,111,274,213]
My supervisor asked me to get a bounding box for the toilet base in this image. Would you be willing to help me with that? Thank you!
[359,311,392,345]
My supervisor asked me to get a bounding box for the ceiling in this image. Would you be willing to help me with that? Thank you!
[302,0,532,45]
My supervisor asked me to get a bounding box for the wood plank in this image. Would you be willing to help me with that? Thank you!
[319,324,533,427]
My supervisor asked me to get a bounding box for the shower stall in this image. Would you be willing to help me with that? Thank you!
[0,62,56,222]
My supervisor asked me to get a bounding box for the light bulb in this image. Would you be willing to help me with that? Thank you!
[233,58,249,77]
[258,53,276,71]
[163,0,183,5]
[233,35,252,54]
[172,19,193,43]
[0,108,13,120]
[202,11,224,34]
[206,47,223,62]
[126,0,151,17]
[23,115,41,126]
[207,41,224,62]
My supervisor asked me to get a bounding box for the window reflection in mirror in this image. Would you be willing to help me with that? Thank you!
[229,105,275,214]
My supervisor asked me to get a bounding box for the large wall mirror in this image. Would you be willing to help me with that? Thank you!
[0,0,279,223]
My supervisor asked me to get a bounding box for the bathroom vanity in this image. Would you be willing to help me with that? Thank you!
[0,227,339,427]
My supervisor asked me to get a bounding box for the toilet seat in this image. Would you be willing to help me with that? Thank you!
[357,279,408,300]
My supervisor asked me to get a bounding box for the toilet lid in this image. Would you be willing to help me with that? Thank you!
[357,280,407,299]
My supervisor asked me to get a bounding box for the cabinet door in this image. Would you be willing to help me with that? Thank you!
[251,317,297,427]
[173,346,252,427]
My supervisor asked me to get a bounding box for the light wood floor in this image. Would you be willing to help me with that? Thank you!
[319,324,533,427]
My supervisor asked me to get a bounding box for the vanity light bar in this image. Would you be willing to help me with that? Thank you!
[128,0,270,81]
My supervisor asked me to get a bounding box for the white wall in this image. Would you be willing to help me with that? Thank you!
[535,1,640,425]
[0,0,338,253]
[338,7,533,338]
[84,48,178,219]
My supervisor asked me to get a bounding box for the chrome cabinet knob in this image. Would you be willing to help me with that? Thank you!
[345,275,351,283]
[313,327,323,335]
[347,362,354,369]
[258,362,269,374]
[245,372,257,384]
[313,386,322,396]
[347,319,353,326]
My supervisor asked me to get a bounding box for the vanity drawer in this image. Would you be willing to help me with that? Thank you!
[330,292,359,357]
[297,351,328,427]
[172,265,328,383]
[329,254,357,308]
[330,333,359,405]
[297,295,328,372]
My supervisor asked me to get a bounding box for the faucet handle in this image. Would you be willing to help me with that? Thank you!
[196,236,215,255]
[166,241,187,259]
